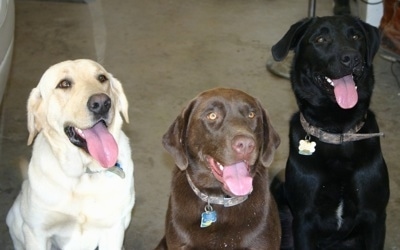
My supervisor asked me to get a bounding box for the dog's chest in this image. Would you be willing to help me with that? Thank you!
[316,182,358,231]
[44,175,129,228]
[58,197,120,232]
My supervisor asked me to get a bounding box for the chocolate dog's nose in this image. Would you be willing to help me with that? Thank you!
[87,93,111,116]
[232,135,255,155]
[340,50,361,68]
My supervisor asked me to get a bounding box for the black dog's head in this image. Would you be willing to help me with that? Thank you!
[271,16,379,111]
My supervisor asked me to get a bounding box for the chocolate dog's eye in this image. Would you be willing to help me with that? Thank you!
[98,74,108,83]
[207,112,218,120]
[248,112,255,119]
[57,79,72,89]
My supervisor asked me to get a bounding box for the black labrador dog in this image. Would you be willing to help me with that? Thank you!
[271,16,390,250]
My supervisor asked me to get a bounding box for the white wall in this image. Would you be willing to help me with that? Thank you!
[356,1,383,27]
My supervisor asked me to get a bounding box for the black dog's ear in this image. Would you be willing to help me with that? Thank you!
[162,100,195,171]
[271,18,314,61]
[259,104,280,168]
[357,18,380,66]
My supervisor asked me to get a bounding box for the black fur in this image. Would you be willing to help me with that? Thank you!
[271,16,390,250]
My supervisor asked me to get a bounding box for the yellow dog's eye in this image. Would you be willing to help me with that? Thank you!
[207,112,218,120]
[248,112,255,119]
[98,74,108,83]
[57,79,72,89]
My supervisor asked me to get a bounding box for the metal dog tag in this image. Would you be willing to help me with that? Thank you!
[200,205,217,228]
[298,135,316,156]
[107,163,125,179]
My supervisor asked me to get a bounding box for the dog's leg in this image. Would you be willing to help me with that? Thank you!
[270,176,293,250]
[154,236,168,250]
[363,214,386,250]
[292,216,315,250]
[22,225,49,250]
[6,198,37,250]
[97,223,125,250]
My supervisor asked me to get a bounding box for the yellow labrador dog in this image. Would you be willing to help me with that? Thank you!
[6,59,135,250]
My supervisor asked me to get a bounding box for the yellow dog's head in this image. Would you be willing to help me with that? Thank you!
[27,59,129,168]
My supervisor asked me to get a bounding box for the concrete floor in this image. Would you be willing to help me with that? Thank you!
[0,0,399,249]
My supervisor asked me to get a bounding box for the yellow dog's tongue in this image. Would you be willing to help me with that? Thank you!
[222,162,253,196]
[333,75,358,109]
[82,122,118,168]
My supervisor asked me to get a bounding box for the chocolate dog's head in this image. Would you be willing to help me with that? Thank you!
[162,88,280,197]
[271,16,379,111]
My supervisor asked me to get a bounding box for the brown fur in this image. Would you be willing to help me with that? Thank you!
[155,88,281,249]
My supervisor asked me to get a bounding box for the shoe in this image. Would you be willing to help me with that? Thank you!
[266,52,293,80]
[379,0,396,31]
[380,1,400,61]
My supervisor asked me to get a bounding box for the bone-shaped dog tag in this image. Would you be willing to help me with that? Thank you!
[298,138,316,156]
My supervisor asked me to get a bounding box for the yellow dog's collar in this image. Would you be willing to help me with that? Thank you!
[85,162,125,179]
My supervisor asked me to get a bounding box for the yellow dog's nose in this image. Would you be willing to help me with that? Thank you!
[87,93,111,117]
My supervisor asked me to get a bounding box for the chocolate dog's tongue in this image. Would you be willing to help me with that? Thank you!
[222,162,253,196]
[333,75,358,109]
[82,122,118,168]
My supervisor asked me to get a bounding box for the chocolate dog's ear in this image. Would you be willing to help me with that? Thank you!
[162,101,195,170]
[260,105,280,168]
[271,17,314,61]
[357,18,380,66]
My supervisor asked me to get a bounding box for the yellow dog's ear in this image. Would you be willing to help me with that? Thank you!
[27,88,43,145]
[110,75,129,123]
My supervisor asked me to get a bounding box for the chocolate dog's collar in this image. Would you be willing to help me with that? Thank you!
[300,113,384,144]
[186,171,248,207]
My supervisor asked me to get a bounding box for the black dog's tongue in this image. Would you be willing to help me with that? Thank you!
[82,122,118,168]
[332,75,358,109]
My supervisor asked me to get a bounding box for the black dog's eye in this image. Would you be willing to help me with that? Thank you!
[98,74,108,83]
[351,34,360,40]
[57,79,72,89]
[315,36,327,44]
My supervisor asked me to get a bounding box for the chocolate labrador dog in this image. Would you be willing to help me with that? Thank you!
[271,16,390,249]
[155,88,281,249]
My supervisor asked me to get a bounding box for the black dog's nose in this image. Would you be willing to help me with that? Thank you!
[87,93,111,116]
[340,50,361,68]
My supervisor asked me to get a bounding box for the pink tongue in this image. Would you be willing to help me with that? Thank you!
[222,162,253,196]
[333,75,358,109]
[82,122,118,168]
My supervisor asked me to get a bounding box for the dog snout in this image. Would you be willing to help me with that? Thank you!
[232,135,255,156]
[87,93,111,117]
[340,50,361,68]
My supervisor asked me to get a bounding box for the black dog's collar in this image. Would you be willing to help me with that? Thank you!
[186,171,248,207]
[300,113,384,144]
